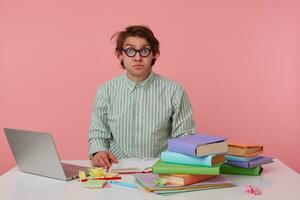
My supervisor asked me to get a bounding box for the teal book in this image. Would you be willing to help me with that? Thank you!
[161,151,225,167]
[220,164,263,176]
[152,160,220,175]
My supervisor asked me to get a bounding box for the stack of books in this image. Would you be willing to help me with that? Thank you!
[220,143,273,176]
[134,134,236,195]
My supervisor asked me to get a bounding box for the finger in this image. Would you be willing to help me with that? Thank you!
[91,152,101,167]
[98,159,108,168]
[91,158,96,167]
[108,152,118,163]
[95,154,107,168]
[92,155,102,167]
[100,153,111,168]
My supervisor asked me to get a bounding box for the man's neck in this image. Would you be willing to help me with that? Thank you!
[126,71,151,83]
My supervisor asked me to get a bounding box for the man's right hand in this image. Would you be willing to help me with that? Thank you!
[91,151,118,169]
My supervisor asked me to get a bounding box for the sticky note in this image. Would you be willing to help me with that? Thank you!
[79,171,87,180]
[89,167,105,178]
[82,180,107,188]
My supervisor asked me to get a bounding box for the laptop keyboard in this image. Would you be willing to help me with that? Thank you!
[61,163,88,179]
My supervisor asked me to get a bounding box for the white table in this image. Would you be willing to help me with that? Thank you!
[1,159,299,200]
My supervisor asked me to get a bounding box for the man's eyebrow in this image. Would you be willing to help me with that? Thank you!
[124,43,151,48]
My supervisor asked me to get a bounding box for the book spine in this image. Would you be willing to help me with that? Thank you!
[161,151,213,166]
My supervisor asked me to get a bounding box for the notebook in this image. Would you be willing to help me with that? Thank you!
[4,128,88,181]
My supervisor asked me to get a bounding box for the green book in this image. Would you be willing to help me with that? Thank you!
[220,164,262,176]
[152,160,220,175]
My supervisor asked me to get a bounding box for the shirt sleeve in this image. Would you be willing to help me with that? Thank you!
[88,85,112,157]
[171,86,196,138]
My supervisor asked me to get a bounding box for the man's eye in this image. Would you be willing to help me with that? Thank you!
[140,48,149,54]
[126,48,135,54]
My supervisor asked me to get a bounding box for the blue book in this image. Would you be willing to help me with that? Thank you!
[225,155,259,162]
[161,151,226,167]
[168,134,227,157]
[226,156,273,168]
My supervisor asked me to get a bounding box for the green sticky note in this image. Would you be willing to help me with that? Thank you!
[82,180,107,188]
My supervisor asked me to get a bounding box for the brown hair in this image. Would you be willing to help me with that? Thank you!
[111,25,160,68]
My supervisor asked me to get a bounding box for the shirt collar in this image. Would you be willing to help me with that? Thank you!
[124,71,155,92]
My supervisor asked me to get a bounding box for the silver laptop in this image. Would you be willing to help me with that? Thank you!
[4,128,89,181]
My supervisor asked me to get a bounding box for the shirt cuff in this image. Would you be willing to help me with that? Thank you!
[88,139,110,158]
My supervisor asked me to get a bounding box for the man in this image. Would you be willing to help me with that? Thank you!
[89,25,195,168]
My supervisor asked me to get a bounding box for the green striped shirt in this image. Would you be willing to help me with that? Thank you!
[88,71,195,159]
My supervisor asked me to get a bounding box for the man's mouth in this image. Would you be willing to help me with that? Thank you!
[132,64,144,67]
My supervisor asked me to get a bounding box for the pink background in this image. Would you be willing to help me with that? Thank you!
[1,0,299,175]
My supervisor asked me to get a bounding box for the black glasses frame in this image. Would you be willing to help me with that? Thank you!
[122,47,152,57]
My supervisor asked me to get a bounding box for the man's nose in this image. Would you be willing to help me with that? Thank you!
[133,52,142,61]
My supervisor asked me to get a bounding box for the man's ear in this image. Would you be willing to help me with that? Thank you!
[117,54,125,68]
[117,53,123,61]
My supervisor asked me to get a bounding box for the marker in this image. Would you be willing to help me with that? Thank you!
[109,181,138,189]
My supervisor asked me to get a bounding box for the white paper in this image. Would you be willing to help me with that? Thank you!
[109,158,159,170]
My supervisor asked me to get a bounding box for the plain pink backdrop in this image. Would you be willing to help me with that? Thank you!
[1,0,299,175]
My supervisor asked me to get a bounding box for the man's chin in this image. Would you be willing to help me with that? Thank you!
[130,68,150,74]
[127,69,150,79]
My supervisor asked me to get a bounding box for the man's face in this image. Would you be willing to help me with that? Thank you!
[119,36,155,81]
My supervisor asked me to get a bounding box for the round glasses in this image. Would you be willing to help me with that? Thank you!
[122,47,152,57]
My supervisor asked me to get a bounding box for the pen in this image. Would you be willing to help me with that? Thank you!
[93,177,122,180]
[109,181,138,189]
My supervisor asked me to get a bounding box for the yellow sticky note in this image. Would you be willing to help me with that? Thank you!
[89,167,105,178]
[78,171,87,180]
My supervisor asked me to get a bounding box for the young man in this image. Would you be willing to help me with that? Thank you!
[88,25,195,168]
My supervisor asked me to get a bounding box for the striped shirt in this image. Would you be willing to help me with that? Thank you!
[88,71,195,159]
